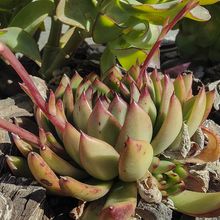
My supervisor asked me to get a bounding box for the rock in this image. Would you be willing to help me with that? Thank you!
[0,173,49,220]
[136,199,173,220]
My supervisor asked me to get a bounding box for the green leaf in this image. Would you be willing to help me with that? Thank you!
[100,47,116,77]
[113,48,147,70]
[92,14,123,43]
[9,0,55,35]
[123,23,159,49]
[56,0,97,32]
[199,0,220,5]
[0,27,41,64]
[185,5,211,21]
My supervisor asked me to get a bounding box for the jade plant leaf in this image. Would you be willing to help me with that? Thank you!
[9,0,55,35]
[0,27,41,64]
[92,14,123,43]
[56,0,97,32]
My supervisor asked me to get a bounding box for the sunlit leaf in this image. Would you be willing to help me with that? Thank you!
[56,0,97,32]
[93,14,123,43]
[9,0,55,35]
[0,27,41,64]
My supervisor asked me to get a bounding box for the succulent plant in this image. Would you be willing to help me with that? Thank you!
[176,2,220,63]
[0,2,220,219]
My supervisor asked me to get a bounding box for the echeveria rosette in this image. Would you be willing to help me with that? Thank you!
[0,2,220,219]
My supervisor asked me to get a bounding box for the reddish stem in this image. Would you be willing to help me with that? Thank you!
[140,0,199,76]
[0,118,39,145]
[0,43,65,131]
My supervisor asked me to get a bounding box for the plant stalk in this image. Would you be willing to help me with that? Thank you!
[43,28,85,80]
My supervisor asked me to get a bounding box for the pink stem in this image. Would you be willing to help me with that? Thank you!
[0,118,39,145]
[140,0,199,76]
[0,43,65,131]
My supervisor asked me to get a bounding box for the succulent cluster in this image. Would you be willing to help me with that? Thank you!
[176,2,220,63]
[0,3,220,218]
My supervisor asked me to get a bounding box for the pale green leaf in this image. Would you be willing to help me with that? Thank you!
[9,0,55,35]
[0,27,41,64]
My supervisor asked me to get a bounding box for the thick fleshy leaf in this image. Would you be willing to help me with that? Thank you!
[62,122,81,165]
[40,145,87,179]
[59,176,112,201]
[87,99,121,146]
[100,181,137,220]
[153,75,174,134]
[115,101,153,153]
[119,138,153,182]
[108,94,128,126]
[138,86,157,125]
[73,92,92,132]
[170,190,220,217]
[6,155,32,177]
[0,27,41,63]
[79,133,119,181]
[27,152,64,195]
[151,95,183,155]
[150,69,162,109]
[9,0,54,34]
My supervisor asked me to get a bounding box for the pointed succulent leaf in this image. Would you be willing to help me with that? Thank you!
[174,74,187,105]
[151,95,183,155]
[108,94,128,126]
[128,63,140,81]
[150,69,162,109]
[73,92,92,132]
[46,131,67,157]
[87,99,121,146]
[138,86,157,125]
[115,101,153,153]
[130,82,140,102]
[79,133,119,181]
[75,80,92,100]
[119,138,153,182]
[170,190,220,217]
[6,155,32,177]
[59,176,112,201]
[92,78,110,95]
[27,152,64,195]
[47,90,56,116]
[80,198,105,220]
[55,74,70,98]
[154,75,174,134]
[63,84,74,120]
[184,87,206,137]
[182,73,193,99]
[40,145,87,179]
[12,134,34,157]
[63,122,81,165]
[70,71,83,94]
[100,181,137,220]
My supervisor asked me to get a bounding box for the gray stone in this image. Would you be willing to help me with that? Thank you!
[136,200,173,220]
